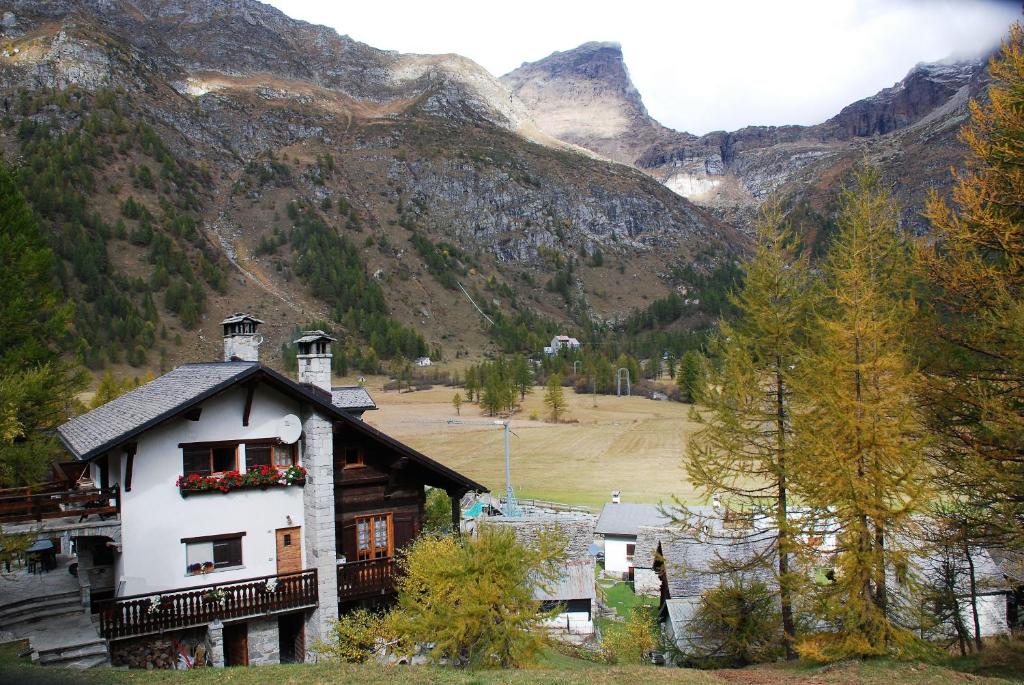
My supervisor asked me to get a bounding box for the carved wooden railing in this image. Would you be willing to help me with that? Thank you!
[0,486,119,524]
[337,557,397,601]
[97,568,318,640]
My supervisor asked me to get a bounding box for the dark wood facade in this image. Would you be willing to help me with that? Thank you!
[333,422,428,607]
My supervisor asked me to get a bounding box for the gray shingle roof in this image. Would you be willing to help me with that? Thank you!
[294,330,337,344]
[595,503,672,537]
[331,386,377,411]
[221,313,263,325]
[57,361,486,494]
[629,508,776,599]
[534,560,596,602]
[989,547,1024,584]
[58,362,258,460]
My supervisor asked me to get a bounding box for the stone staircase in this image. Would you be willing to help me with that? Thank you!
[0,590,82,628]
[0,590,110,669]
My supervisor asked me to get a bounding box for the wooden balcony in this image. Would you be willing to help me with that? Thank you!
[337,557,397,602]
[0,486,119,524]
[96,568,318,640]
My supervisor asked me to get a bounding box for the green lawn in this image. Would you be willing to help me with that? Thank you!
[598,579,657,619]
[1,639,1022,685]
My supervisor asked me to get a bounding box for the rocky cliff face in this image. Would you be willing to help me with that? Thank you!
[503,41,987,234]
[0,0,739,367]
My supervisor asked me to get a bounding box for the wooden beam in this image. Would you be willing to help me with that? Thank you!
[242,382,257,427]
[450,493,461,535]
[123,443,137,493]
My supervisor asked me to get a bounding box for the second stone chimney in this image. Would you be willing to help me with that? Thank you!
[294,330,336,393]
[222,313,264,362]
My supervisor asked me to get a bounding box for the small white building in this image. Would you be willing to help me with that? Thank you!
[535,559,596,636]
[594,502,671,579]
[414,357,432,367]
[548,335,581,354]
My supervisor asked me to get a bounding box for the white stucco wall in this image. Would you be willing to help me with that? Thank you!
[603,535,635,576]
[541,611,594,635]
[114,385,307,595]
[975,593,1010,637]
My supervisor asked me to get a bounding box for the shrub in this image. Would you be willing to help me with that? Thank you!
[601,606,658,664]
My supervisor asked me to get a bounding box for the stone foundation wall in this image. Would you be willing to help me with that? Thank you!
[484,514,596,560]
[247,616,280,665]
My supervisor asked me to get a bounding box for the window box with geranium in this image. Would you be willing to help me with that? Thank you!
[176,464,306,496]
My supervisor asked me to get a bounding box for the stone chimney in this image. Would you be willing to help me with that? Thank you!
[222,313,264,362]
[294,330,336,393]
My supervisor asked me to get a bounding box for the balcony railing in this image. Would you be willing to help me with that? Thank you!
[96,568,318,640]
[0,485,119,524]
[338,557,397,602]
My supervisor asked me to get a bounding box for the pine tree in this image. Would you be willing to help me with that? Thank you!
[678,349,708,404]
[686,201,813,659]
[544,373,567,423]
[919,24,1024,547]
[0,161,86,489]
[512,354,533,400]
[792,168,930,660]
[394,525,566,668]
[451,391,462,416]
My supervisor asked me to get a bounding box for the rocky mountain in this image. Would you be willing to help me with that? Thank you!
[0,1,741,371]
[502,43,988,235]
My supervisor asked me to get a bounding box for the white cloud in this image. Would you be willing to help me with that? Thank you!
[268,0,1019,135]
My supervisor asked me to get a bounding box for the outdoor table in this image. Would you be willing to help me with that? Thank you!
[25,538,56,573]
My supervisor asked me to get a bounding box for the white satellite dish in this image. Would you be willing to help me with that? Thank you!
[278,414,301,444]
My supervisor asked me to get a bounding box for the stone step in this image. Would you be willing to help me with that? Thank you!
[0,590,79,617]
[64,653,110,669]
[0,593,81,625]
[37,639,108,666]
[0,604,84,630]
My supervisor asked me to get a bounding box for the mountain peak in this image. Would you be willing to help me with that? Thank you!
[500,40,657,157]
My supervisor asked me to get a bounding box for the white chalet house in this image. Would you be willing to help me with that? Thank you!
[52,314,484,667]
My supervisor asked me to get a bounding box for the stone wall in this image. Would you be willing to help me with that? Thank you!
[634,568,661,598]
[483,513,596,560]
[246,617,280,665]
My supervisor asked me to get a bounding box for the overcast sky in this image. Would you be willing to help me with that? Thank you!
[268,0,1020,135]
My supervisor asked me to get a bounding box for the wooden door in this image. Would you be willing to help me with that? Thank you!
[275,527,302,574]
[223,622,248,667]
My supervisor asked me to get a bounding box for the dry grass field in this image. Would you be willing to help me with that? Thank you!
[358,380,705,508]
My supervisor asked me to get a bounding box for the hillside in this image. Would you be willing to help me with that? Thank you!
[0,1,742,373]
[502,42,988,236]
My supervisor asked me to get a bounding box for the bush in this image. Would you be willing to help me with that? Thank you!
[601,606,659,664]
[320,608,396,663]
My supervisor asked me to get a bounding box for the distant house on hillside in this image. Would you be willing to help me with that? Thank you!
[414,356,431,367]
[548,335,580,354]
[594,501,672,580]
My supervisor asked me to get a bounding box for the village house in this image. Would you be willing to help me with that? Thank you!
[0,314,484,669]
[534,559,596,637]
[594,501,671,580]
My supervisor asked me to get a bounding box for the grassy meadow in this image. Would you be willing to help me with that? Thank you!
[359,380,704,508]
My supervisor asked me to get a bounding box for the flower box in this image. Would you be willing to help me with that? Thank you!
[176,465,307,497]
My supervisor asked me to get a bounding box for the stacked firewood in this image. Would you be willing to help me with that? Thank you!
[110,638,176,669]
